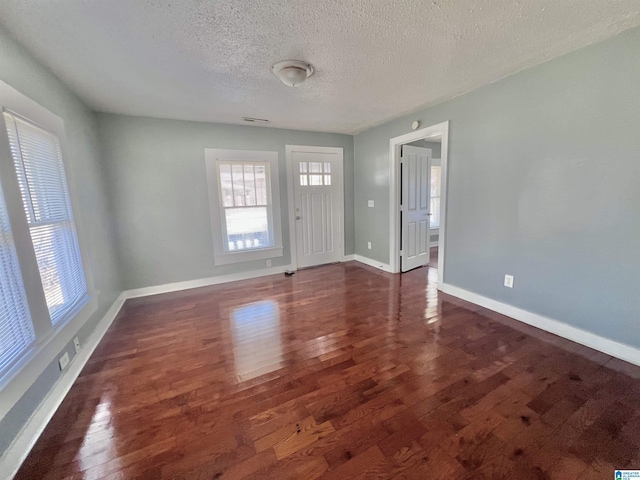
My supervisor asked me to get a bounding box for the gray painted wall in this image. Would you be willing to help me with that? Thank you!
[0,27,121,456]
[355,26,640,348]
[96,114,355,290]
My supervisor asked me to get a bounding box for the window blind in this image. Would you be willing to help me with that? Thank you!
[4,112,87,326]
[0,178,35,375]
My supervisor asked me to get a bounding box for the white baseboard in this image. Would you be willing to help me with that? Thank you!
[440,282,640,367]
[0,292,127,480]
[341,254,356,262]
[353,254,393,273]
[125,265,293,298]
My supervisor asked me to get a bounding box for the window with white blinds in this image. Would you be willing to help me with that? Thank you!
[0,179,35,375]
[3,112,87,326]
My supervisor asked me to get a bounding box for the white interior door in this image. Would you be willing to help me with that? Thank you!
[401,145,431,272]
[288,146,343,269]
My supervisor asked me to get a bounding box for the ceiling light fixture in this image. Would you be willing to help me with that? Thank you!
[271,60,314,87]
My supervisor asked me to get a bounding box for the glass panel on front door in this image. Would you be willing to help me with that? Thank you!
[299,161,332,186]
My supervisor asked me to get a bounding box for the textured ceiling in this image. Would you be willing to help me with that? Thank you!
[1,1,639,134]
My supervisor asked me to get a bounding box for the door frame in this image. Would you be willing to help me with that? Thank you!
[285,145,345,271]
[389,121,449,285]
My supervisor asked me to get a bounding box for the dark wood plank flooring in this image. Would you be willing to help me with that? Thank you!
[16,262,640,479]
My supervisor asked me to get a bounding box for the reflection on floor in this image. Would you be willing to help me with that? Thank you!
[428,246,438,269]
[231,300,283,382]
[16,262,640,479]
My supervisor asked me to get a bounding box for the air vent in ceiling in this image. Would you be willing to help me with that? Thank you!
[242,117,269,123]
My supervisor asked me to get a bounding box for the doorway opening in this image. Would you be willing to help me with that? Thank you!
[388,121,449,286]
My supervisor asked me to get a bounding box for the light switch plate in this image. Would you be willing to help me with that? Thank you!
[368,200,374,207]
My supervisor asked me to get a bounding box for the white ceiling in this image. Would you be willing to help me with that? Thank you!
[1,1,639,135]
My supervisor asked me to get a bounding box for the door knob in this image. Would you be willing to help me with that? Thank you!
[296,216,301,220]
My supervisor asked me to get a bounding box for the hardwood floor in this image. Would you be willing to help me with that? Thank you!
[16,262,640,479]
[428,246,438,269]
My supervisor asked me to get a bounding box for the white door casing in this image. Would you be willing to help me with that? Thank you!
[388,121,449,283]
[285,145,343,269]
[401,145,431,272]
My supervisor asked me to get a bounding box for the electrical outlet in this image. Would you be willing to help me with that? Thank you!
[368,200,374,207]
[367,242,372,249]
[73,337,81,354]
[59,352,70,371]
[266,259,272,267]
[504,274,514,288]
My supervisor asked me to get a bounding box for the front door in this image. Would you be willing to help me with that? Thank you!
[288,146,343,269]
[401,145,431,272]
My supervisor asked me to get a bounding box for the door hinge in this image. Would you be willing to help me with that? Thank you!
[399,249,404,256]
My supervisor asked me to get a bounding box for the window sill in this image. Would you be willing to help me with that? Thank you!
[214,246,283,266]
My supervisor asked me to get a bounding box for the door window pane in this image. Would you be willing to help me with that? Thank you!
[309,162,322,173]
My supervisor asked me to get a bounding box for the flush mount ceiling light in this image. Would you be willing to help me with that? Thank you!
[271,60,314,87]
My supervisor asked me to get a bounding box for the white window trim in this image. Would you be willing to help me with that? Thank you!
[0,81,97,418]
[204,148,283,265]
